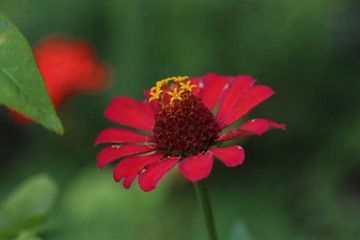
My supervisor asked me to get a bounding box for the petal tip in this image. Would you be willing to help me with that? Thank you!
[97,162,105,169]
[139,185,155,192]
[179,153,214,182]
[209,146,245,167]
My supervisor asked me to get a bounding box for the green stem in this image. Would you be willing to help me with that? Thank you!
[194,180,218,240]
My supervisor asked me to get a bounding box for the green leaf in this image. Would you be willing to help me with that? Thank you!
[228,220,254,240]
[0,11,64,135]
[12,231,42,240]
[0,174,58,240]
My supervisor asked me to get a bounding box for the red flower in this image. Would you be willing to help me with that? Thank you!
[95,74,285,192]
[9,35,110,123]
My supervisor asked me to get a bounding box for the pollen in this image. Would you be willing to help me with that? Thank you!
[149,76,194,105]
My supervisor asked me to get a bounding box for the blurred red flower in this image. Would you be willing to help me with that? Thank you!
[9,35,110,123]
[95,74,285,192]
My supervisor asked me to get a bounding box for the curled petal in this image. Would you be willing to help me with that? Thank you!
[216,75,256,125]
[264,119,286,130]
[179,152,214,182]
[209,146,245,167]
[96,144,156,169]
[104,96,155,131]
[216,118,286,142]
[94,127,154,146]
[220,85,275,128]
[138,157,179,192]
[199,73,232,111]
[113,152,165,189]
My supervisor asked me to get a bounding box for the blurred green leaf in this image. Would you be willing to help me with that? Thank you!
[13,231,42,240]
[0,11,64,135]
[228,220,253,240]
[55,166,171,240]
[0,174,58,240]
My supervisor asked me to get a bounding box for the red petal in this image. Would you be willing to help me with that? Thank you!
[216,118,285,142]
[34,35,109,100]
[216,129,253,142]
[96,144,156,169]
[138,157,179,192]
[104,96,155,131]
[7,109,34,124]
[199,73,232,111]
[221,85,275,128]
[209,146,245,167]
[94,127,153,146]
[113,152,165,189]
[139,99,157,116]
[143,89,161,111]
[264,119,286,130]
[240,118,269,134]
[216,75,256,125]
[144,89,151,99]
[179,152,214,182]
[188,77,202,96]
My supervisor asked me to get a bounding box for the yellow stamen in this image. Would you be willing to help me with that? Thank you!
[174,76,189,82]
[168,87,184,103]
[157,79,169,87]
[149,89,163,102]
[148,76,194,103]
[150,86,159,92]
[180,81,197,92]
[153,79,170,91]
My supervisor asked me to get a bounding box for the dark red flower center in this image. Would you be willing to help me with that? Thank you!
[150,78,220,156]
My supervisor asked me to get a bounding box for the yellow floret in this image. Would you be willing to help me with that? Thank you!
[149,89,163,102]
[180,81,197,92]
[149,76,194,103]
[174,76,189,82]
[168,87,184,103]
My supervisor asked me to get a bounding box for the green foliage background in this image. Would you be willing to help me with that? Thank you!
[0,0,359,239]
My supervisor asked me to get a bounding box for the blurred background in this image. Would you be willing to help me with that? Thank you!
[0,0,359,239]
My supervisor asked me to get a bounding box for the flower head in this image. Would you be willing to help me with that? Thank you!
[95,73,285,192]
[9,34,110,123]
